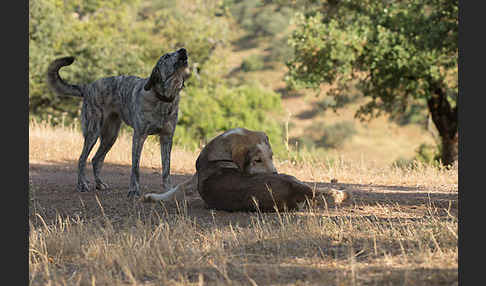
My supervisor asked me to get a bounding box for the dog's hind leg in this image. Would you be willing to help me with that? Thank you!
[92,113,122,190]
[127,131,148,198]
[77,112,102,192]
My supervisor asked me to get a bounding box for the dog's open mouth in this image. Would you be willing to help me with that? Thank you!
[176,48,188,69]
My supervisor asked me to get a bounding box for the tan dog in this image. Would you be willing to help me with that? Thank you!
[142,127,350,211]
[143,127,277,202]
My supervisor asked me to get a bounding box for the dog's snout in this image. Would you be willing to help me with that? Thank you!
[178,48,187,60]
[273,171,278,175]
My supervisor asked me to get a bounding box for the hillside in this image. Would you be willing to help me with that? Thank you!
[222,23,436,167]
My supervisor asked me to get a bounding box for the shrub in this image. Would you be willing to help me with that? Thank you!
[268,34,294,62]
[392,143,442,169]
[29,0,231,125]
[252,7,289,37]
[241,55,265,72]
[304,121,357,149]
[415,143,441,165]
[176,83,286,156]
[227,1,290,37]
[320,121,357,148]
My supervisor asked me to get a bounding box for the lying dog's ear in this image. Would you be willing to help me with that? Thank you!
[231,145,248,172]
[207,137,233,162]
[207,136,248,171]
[144,66,161,91]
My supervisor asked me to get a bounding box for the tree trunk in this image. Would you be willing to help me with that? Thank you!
[426,87,458,166]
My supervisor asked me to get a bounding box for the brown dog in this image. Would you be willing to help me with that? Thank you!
[200,169,348,212]
[142,128,350,211]
[143,127,277,202]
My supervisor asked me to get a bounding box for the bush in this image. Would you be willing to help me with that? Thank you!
[304,121,357,149]
[29,0,232,124]
[176,83,286,156]
[252,7,289,37]
[320,121,357,148]
[241,55,265,72]
[267,34,294,62]
[227,1,290,37]
[392,143,442,169]
[414,143,441,165]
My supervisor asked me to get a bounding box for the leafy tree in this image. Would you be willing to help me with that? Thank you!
[29,0,286,152]
[286,0,458,165]
[29,0,150,123]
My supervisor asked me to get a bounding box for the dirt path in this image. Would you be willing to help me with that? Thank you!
[29,160,458,229]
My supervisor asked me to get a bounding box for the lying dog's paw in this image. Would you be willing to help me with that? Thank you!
[317,188,351,206]
[328,188,351,205]
[140,193,157,203]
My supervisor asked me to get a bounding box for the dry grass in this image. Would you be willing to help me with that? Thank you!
[29,120,458,285]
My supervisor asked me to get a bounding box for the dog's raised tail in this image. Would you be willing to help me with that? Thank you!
[47,56,83,97]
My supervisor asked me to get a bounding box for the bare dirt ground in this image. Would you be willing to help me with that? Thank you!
[29,159,457,231]
[29,122,458,285]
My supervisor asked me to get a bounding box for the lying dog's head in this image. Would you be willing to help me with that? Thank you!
[206,128,277,175]
[144,48,188,102]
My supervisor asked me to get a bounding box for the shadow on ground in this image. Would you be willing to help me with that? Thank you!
[29,160,458,228]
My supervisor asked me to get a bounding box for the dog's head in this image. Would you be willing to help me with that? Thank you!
[144,48,188,102]
[206,128,278,175]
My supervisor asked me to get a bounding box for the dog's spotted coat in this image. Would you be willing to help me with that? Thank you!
[47,48,188,197]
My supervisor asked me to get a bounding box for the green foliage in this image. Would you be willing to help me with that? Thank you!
[287,0,458,115]
[318,121,357,148]
[29,0,151,123]
[296,121,357,150]
[393,142,441,169]
[286,0,458,164]
[241,55,265,72]
[267,33,294,62]
[415,143,441,165]
[227,0,290,37]
[388,100,428,127]
[176,83,286,155]
[29,0,287,153]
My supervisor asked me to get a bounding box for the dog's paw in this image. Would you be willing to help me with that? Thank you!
[76,181,91,193]
[127,190,141,199]
[328,189,351,205]
[140,193,157,203]
[95,181,109,191]
[317,188,352,206]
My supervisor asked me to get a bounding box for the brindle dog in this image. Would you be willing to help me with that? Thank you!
[47,48,188,197]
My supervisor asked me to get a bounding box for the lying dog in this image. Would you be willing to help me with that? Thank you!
[143,128,350,211]
[47,48,188,197]
[200,170,349,212]
[143,127,277,202]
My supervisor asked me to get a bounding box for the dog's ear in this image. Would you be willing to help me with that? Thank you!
[207,136,248,171]
[207,137,233,162]
[230,144,249,171]
[144,66,161,91]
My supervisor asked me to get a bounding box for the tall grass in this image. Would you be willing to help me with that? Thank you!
[29,120,457,285]
[29,200,457,285]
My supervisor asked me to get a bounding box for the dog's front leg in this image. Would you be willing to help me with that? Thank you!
[160,132,174,191]
[127,131,147,198]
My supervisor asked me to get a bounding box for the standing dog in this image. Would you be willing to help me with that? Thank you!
[47,48,188,197]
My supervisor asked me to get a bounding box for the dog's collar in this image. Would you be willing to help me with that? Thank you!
[153,89,167,102]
